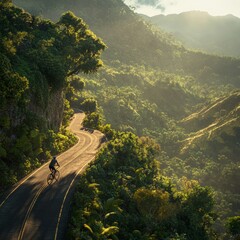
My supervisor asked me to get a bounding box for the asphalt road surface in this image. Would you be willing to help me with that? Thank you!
[0,112,104,240]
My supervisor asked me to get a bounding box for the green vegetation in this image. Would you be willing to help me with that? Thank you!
[3,0,240,238]
[0,1,105,191]
[70,66,239,237]
[67,131,216,240]
[226,216,240,238]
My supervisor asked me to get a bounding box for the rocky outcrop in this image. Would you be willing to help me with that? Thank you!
[28,88,64,131]
[46,89,64,130]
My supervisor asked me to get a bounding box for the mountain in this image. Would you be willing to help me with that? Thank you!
[13,0,182,70]
[4,0,240,237]
[13,1,240,87]
[144,11,240,57]
[13,0,240,157]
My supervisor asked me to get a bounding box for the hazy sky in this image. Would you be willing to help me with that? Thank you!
[123,0,240,18]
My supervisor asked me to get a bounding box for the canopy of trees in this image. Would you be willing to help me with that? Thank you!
[67,131,216,240]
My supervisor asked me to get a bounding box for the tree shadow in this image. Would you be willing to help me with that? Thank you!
[80,127,94,133]
[0,170,83,240]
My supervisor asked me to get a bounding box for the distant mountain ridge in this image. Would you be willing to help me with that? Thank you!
[143,11,240,57]
[8,1,240,235]
[13,0,182,70]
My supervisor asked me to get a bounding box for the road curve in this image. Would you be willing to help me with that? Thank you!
[0,112,104,240]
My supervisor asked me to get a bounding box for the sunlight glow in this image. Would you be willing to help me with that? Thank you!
[124,0,240,17]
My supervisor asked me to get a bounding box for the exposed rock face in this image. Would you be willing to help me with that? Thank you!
[46,89,64,131]
[28,88,64,131]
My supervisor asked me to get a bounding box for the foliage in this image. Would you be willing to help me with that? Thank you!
[0,2,104,192]
[57,11,106,76]
[0,53,29,108]
[0,114,77,192]
[99,124,116,140]
[4,0,240,238]
[70,76,85,90]
[226,216,240,236]
[62,99,74,126]
[82,112,102,130]
[67,54,239,239]
[67,130,216,239]
[80,98,98,113]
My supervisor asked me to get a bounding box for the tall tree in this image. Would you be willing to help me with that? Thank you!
[57,11,106,76]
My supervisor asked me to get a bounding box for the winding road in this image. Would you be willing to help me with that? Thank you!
[0,112,104,240]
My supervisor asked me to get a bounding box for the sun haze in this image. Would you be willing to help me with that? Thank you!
[124,0,240,17]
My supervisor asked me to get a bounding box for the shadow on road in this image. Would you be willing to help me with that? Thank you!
[3,171,82,240]
[0,179,43,240]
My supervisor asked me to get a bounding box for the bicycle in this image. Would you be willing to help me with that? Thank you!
[47,168,60,185]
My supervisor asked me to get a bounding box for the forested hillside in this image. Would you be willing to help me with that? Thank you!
[66,132,216,239]
[14,0,240,85]
[5,0,240,238]
[0,0,105,190]
[143,11,240,58]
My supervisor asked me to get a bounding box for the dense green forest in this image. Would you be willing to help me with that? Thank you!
[2,0,240,238]
[67,131,216,239]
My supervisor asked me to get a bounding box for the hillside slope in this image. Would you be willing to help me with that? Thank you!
[14,0,182,70]
[180,91,240,159]
[144,11,240,57]
[10,1,240,236]
[14,0,240,89]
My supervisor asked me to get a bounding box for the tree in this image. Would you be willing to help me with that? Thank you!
[57,11,106,76]
[177,186,215,239]
[80,98,97,113]
[0,3,105,190]
[1,0,12,6]
[226,216,240,239]
[82,112,102,129]
[70,76,85,90]
[0,53,29,107]
[133,188,177,222]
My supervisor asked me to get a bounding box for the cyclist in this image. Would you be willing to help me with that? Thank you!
[49,156,60,176]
